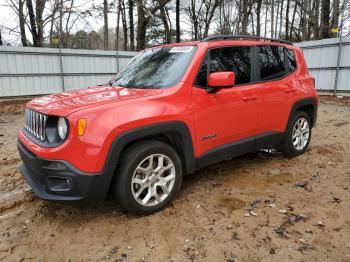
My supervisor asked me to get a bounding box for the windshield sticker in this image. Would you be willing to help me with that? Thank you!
[169,46,194,53]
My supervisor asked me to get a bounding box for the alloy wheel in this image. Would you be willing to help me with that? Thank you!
[292,117,310,150]
[131,154,176,207]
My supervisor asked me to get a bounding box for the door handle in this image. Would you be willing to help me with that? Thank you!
[285,87,297,93]
[242,95,258,101]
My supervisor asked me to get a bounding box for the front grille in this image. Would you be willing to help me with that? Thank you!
[24,108,47,141]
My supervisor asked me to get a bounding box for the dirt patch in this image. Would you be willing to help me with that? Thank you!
[0,98,31,115]
[218,197,246,211]
[0,96,349,261]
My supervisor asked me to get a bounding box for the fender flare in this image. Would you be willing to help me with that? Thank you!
[103,121,196,180]
[286,97,318,130]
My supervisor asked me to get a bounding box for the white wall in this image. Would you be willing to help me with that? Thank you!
[0,46,136,97]
[296,36,350,92]
[1,38,349,97]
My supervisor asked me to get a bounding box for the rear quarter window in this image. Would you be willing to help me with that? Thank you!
[258,45,286,81]
[286,49,297,72]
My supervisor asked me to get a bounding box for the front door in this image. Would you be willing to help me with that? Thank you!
[192,46,259,159]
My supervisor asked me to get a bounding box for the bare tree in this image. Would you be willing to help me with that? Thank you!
[135,0,170,50]
[285,0,290,38]
[120,0,128,50]
[26,0,40,46]
[331,0,340,36]
[175,0,180,42]
[271,0,274,37]
[320,0,330,38]
[255,0,262,36]
[314,0,321,38]
[103,0,109,49]
[301,0,308,40]
[128,0,135,50]
[238,0,253,35]
[187,0,222,40]
[160,5,171,43]
[15,0,27,46]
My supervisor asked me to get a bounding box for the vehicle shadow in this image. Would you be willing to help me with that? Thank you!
[33,149,288,222]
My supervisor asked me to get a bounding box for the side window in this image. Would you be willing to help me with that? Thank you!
[286,49,297,72]
[258,45,286,81]
[194,46,251,88]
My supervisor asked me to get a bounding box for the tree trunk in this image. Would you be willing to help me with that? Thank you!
[103,0,109,50]
[128,0,134,50]
[120,0,128,50]
[289,0,298,40]
[275,0,279,38]
[264,2,268,37]
[35,0,45,46]
[240,0,251,35]
[278,0,284,38]
[314,0,320,38]
[285,0,290,39]
[251,7,255,36]
[160,6,171,43]
[320,0,330,38]
[271,0,274,38]
[175,0,180,42]
[190,0,199,40]
[0,30,2,45]
[256,0,262,36]
[26,0,39,46]
[331,0,339,37]
[136,0,146,50]
[302,0,308,40]
[116,0,121,50]
[135,0,170,50]
[18,0,27,46]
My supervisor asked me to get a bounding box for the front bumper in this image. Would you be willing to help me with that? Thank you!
[18,141,110,205]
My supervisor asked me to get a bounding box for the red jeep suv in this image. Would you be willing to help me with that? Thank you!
[18,35,318,215]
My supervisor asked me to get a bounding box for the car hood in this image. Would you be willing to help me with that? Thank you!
[26,86,163,116]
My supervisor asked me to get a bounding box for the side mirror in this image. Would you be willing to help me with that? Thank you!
[207,72,235,93]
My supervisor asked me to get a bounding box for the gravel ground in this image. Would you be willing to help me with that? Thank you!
[0,96,349,262]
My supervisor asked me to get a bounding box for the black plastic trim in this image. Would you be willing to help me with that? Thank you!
[195,132,285,169]
[288,97,318,128]
[104,121,196,175]
[201,35,294,45]
[18,141,108,205]
[196,136,256,169]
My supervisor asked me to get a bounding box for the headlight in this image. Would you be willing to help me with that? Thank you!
[57,117,68,140]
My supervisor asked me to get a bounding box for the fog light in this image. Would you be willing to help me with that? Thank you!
[46,176,73,192]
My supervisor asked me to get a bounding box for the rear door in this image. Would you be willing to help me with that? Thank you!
[253,45,296,137]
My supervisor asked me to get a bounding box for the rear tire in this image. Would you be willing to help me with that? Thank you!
[279,111,312,157]
[112,140,182,215]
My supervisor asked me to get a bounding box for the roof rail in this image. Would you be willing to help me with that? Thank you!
[201,35,293,46]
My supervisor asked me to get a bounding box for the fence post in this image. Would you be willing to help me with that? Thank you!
[58,0,65,92]
[333,34,343,96]
[116,49,120,73]
[58,45,65,92]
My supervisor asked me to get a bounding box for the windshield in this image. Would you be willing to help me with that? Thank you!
[111,46,197,89]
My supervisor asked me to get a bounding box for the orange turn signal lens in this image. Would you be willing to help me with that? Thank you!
[77,118,87,136]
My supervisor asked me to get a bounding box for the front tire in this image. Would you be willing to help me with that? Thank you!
[112,140,182,215]
[280,111,312,157]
